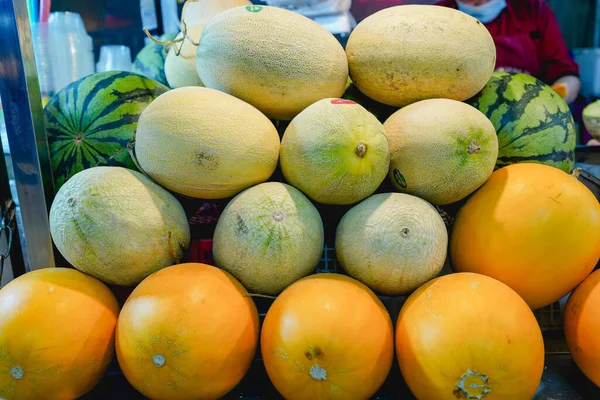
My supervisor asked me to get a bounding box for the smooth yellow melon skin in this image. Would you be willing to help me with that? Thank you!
[384,99,498,205]
[165,24,205,88]
[135,86,280,199]
[346,5,496,107]
[336,193,448,295]
[196,5,348,120]
[280,98,390,205]
[49,167,191,286]
[213,182,324,295]
[182,0,252,27]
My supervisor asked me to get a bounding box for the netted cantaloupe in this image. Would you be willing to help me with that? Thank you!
[213,182,324,295]
[336,193,448,295]
[280,98,390,205]
[384,99,498,205]
[346,5,496,107]
[134,86,280,199]
[49,167,191,286]
[164,24,205,88]
[196,5,348,120]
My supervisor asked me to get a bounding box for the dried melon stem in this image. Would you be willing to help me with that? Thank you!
[143,19,199,56]
[467,140,481,155]
[355,143,367,158]
[454,369,491,399]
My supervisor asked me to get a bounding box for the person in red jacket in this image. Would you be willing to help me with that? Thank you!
[351,0,581,104]
[437,0,580,103]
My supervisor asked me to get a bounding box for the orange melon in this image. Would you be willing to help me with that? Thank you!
[261,274,394,400]
[565,269,600,387]
[396,273,544,399]
[0,268,119,399]
[116,263,259,399]
[451,163,600,309]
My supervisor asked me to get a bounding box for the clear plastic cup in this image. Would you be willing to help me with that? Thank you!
[48,11,95,92]
[96,45,133,72]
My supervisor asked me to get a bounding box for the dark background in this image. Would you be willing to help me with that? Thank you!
[49,0,597,62]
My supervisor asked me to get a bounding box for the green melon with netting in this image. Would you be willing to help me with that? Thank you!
[131,33,177,86]
[44,71,169,189]
[467,72,576,173]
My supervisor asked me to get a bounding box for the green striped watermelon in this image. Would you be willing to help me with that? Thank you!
[467,72,576,173]
[44,71,169,190]
[131,33,177,86]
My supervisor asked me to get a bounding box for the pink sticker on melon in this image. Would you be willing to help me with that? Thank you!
[331,99,356,105]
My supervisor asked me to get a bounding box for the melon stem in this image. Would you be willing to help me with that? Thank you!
[10,366,23,380]
[467,140,481,155]
[355,143,367,158]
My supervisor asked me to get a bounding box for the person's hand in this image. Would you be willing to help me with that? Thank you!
[552,75,581,104]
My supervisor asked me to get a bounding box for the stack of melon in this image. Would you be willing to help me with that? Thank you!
[5,1,599,399]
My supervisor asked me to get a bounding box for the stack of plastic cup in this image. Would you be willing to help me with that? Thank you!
[48,12,95,92]
[96,45,133,73]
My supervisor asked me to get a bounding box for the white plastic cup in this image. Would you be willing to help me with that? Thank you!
[96,45,133,73]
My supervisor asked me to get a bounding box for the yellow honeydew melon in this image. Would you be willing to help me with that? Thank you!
[196,5,348,120]
[280,98,390,205]
[135,86,280,199]
[384,98,498,205]
[346,5,496,107]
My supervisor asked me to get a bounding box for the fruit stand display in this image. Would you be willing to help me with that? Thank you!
[1,1,600,400]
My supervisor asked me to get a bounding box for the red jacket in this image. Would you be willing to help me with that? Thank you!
[350,0,579,85]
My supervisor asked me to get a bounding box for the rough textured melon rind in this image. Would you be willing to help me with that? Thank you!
[134,86,280,199]
[213,182,324,295]
[336,192,448,295]
[346,5,495,107]
[383,98,499,205]
[280,98,390,205]
[196,5,348,120]
[49,166,191,286]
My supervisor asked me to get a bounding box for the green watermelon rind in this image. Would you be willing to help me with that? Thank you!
[44,70,169,190]
[467,71,576,173]
[131,33,177,87]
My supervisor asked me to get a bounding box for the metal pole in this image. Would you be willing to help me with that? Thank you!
[0,0,55,271]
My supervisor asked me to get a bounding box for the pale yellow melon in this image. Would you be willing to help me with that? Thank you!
[196,5,348,120]
[165,24,205,88]
[135,86,280,199]
[182,0,252,27]
[346,5,496,107]
[336,193,448,295]
[384,99,498,205]
[49,167,191,286]
[280,98,390,205]
[213,182,324,295]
